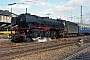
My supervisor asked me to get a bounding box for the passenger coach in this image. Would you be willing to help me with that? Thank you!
[78,23,90,35]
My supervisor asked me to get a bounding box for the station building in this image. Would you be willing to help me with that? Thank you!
[0,10,17,23]
[0,10,17,34]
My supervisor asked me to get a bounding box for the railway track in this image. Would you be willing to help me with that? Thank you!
[0,35,89,48]
[75,50,90,60]
[0,39,77,60]
[0,35,90,60]
[64,46,90,60]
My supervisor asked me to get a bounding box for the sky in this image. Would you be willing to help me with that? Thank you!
[0,0,90,24]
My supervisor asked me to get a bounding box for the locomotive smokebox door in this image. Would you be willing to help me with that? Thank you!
[11,17,16,24]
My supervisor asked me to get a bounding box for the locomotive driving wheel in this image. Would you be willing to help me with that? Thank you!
[24,37,34,42]
[31,29,41,38]
[50,31,57,39]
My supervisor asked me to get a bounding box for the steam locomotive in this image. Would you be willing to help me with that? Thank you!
[11,13,85,42]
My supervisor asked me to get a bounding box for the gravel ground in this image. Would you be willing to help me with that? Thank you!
[12,43,90,60]
[0,39,11,44]
[0,34,12,44]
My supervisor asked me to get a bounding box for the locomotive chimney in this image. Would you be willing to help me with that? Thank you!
[26,8,27,14]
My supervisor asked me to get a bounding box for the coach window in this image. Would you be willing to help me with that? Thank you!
[88,27,89,30]
[80,26,82,30]
[83,26,84,30]
[87,27,89,30]
[85,27,87,30]
[87,27,88,30]
[86,26,87,30]
[82,26,83,30]
[80,26,81,30]
[86,26,88,30]
[86,27,87,30]
[88,26,89,30]
[84,26,85,30]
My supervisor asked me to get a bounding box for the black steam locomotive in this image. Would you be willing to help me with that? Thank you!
[11,13,78,42]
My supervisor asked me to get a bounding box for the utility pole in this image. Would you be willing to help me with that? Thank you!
[8,3,17,14]
[8,3,24,13]
[8,3,17,35]
[80,6,83,23]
